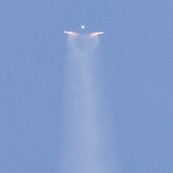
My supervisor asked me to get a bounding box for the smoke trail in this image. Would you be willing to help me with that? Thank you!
[60,36,103,173]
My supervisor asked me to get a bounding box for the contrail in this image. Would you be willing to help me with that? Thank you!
[60,35,106,173]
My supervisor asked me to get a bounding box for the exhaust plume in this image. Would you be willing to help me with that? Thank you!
[60,35,108,173]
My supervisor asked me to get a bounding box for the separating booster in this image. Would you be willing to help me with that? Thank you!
[64,25,104,37]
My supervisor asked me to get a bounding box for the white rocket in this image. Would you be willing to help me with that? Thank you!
[64,25,104,37]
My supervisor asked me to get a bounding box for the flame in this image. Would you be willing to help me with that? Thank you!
[64,31,79,36]
[89,32,104,37]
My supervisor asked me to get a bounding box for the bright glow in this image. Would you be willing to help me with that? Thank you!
[64,31,79,36]
[89,32,104,37]
[81,25,85,29]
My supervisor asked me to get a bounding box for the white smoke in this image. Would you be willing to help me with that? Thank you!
[60,36,108,173]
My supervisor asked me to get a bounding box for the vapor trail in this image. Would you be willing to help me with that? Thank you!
[60,36,104,173]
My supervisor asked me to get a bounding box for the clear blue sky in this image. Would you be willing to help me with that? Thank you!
[0,1,173,173]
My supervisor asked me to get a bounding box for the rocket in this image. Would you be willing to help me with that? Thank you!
[64,25,104,37]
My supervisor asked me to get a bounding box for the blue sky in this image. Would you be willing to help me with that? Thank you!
[0,1,173,173]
